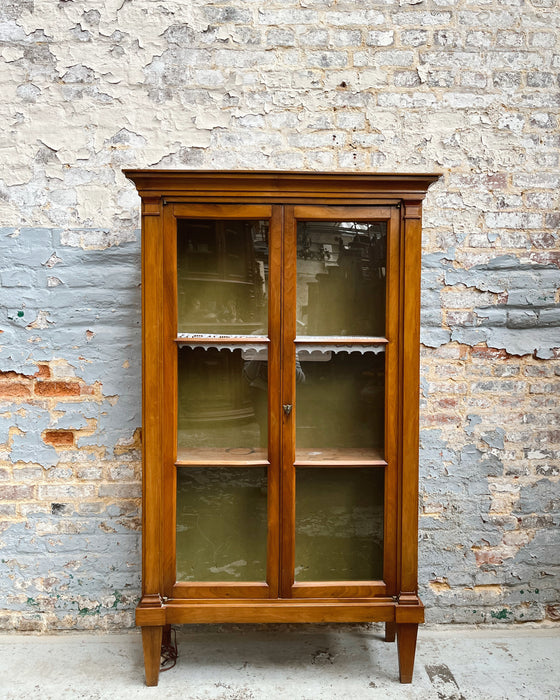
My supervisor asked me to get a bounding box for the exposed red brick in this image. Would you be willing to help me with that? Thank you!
[0,370,28,380]
[43,430,75,447]
[34,364,51,379]
[529,251,560,267]
[80,384,95,396]
[435,398,459,409]
[470,346,510,360]
[0,381,32,398]
[35,381,81,397]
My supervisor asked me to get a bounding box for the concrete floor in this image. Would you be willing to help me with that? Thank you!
[0,625,558,699]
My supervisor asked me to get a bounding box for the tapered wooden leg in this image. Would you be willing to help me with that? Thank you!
[142,625,163,687]
[397,623,418,683]
[385,621,396,642]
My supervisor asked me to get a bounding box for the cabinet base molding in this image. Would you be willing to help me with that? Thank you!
[136,598,424,626]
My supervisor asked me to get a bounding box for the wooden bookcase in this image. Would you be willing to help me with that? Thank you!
[124,170,440,686]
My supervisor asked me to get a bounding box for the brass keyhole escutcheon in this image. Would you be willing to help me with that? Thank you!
[283,404,293,416]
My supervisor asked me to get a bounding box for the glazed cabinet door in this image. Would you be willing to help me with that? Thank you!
[280,206,401,599]
[162,202,400,601]
[162,204,282,599]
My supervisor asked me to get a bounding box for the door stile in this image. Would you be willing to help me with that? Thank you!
[280,205,297,597]
[383,206,402,596]
[140,197,165,604]
[162,203,179,596]
[266,205,283,598]
[399,201,423,599]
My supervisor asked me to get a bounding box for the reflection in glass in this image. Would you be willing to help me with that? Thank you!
[295,468,384,581]
[178,219,269,334]
[297,221,386,336]
[176,468,267,581]
[296,350,384,459]
[178,347,268,455]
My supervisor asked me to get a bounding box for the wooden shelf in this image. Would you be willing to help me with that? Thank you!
[295,336,388,345]
[176,446,269,466]
[176,335,268,345]
[294,447,386,466]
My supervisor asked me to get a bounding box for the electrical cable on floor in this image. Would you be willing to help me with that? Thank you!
[160,627,178,672]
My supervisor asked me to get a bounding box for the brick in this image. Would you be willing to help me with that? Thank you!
[258,9,318,25]
[393,70,421,87]
[0,370,29,380]
[97,483,142,499]
[306,51,349,68]
[332,30,362,47]
[433,30,460,48]
[37,484,97,500]
[266,29,295,47]
[325,11,385,27]
[529,32,556,48]
[470,347,510,360]
[527,72,555,88]
[496,31,525,49]
[0,485,35,500]
[0,381,32,398]
[374,50,414,67]
[466,31,493,49]
[493,72,521,90]
[34,364,51,379]
[34,381,81,397]
[43,430,75,447]
[296,29,328,47]
[485,212,543,229]
[394,11,452,27]
[366,31,394,47]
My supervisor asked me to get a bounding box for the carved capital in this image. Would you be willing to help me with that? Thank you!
[139,594,164,608]
[142,197,161,217]
[402,200,422,220]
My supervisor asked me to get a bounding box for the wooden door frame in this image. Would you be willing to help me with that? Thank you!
[279,204,402,600]
[161,202,282,601]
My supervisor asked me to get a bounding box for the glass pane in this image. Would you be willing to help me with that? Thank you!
[295,468,384,581]
[178,346,267,460]
[178,219,269,334]
[297,221,386,336]
[295,350,384,461]
[176,467,267,581]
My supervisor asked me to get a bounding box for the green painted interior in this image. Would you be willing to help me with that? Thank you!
[295,468,384,581]
[177,218,269,334]
[296,220,387,337]
[178,347,267,451]
[296,351,385,452]
[176,467,268,582]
